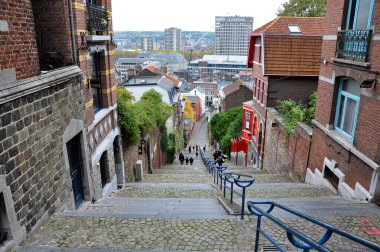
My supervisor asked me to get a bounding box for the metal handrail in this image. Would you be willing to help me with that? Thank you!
[220,172,254,219]
[247,201,380,252]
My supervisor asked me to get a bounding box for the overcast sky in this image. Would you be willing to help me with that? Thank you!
[112,0,288,31]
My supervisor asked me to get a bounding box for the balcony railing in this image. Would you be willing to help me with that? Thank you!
[335,29,372,62]
[87,2,108,33]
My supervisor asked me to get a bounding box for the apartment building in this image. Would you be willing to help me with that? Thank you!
[215,16,253,56]
[165,27,182,50]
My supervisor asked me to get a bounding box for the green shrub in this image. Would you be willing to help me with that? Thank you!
[277,91,317,135]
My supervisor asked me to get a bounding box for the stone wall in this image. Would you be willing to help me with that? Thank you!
[0,66,86,236]
[263,108,312,182]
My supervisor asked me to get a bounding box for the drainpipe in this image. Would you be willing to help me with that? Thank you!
[69,0,78,64]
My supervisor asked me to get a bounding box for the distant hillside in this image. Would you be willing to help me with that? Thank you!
[114,31,215,43]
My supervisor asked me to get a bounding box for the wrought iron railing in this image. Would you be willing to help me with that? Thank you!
[335,29,372,62]
[87,1,108,33]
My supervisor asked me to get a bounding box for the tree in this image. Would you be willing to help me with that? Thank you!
[210,107,243,153]
[116,87,140,145]
[183,96,194,121]
[277,0,326,17]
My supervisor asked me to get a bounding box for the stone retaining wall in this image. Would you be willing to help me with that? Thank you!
[263,108,312,182]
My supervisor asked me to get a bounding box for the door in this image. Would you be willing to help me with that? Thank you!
[67,134,85,208]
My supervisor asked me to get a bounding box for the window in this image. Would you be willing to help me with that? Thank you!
[346,0,374,29]
[288,24,302,33]
[260,82,265,104]
[90,52,103,112]
[244,110,251,130]
[334,78,360,140]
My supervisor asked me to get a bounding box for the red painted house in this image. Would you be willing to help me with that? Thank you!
[243,17,324,168]
[306,0,380,202]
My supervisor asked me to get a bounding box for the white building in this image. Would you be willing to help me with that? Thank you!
[141,36,155,51]
[165,27,182,50]
[215,16,253,56]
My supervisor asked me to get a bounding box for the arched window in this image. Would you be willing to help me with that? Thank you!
[334,78,360,140]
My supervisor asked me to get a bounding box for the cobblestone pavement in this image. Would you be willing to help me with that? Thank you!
[23,214,380,251]
[21,115,380,251]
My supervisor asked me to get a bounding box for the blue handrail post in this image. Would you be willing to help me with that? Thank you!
[223,178,226,197]
[230,182,234,203]
[254,215,261,252]
[220,173,223,190]
[241,186,246,220]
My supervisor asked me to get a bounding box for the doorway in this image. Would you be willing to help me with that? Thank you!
[67,134,85,209]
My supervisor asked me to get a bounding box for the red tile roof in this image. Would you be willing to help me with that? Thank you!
[163,74,180,87]
[222,80,244,96]
[254,16,324,35]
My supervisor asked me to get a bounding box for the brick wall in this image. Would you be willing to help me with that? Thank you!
[224,86,253,111]
[309,0,380,200]
[309,126,373,191]
[31,0,73,70]
[263,109,312,181]
[267,77,318,107]
[0,67,85,233]
[0,0,40,80]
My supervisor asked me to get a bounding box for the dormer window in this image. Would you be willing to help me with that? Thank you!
[288,24,302,33]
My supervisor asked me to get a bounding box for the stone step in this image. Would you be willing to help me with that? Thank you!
[58,198,230,219]
[14,247,200,252]
[240,196,380,218]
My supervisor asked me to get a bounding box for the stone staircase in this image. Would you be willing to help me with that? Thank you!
[15,117,380,251]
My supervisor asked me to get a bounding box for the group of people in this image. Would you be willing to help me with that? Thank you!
[213,149,225,166]
[178,152,193,165]
[179,144,208,165]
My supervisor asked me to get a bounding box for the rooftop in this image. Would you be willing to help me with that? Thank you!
[190,55,247,65]
[254,16,324,35]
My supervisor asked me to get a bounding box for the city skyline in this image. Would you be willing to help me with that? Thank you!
[112,0,287,31]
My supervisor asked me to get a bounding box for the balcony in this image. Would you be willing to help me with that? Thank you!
[87,1,109,33]
[335,29,372,63]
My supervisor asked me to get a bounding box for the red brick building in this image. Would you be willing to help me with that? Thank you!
[243,17,324,168]
[219,80,253,112]
[306,0,380,202]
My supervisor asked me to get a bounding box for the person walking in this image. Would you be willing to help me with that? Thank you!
[203,145,206,152]
[217,155,224,166]
[185,157,189,165]
[195,151,199,158]
[179,152,184,165]
[189,157,194,165]
[195,145,198,152]
[188,146,191,153]
[213,150,218,161]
